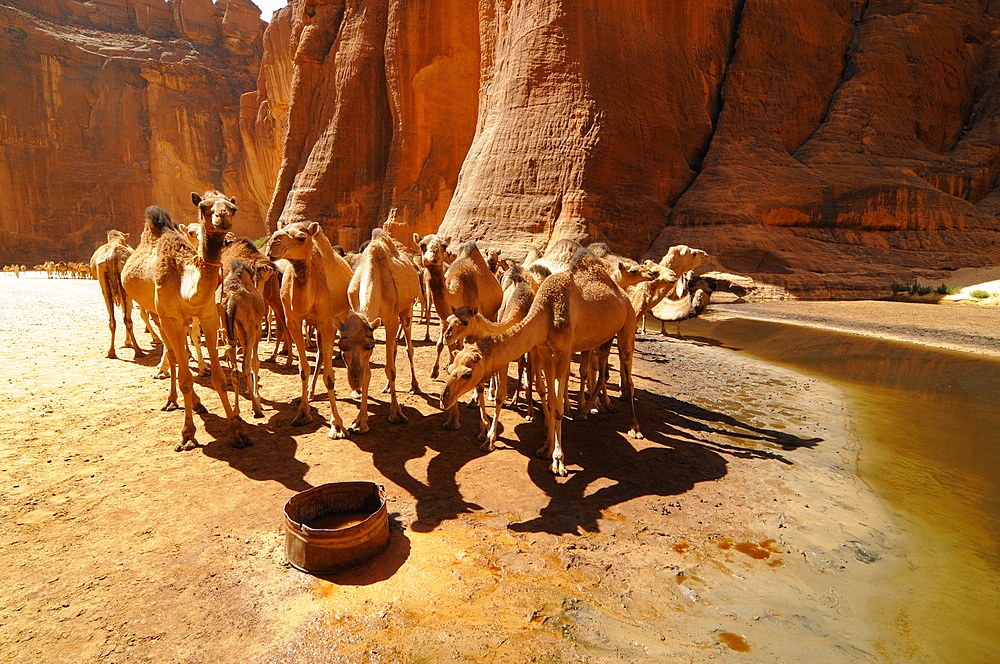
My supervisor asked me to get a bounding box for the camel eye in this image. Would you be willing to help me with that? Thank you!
[460,369,473,379]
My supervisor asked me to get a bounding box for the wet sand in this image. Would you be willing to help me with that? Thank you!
[0,276,937,662]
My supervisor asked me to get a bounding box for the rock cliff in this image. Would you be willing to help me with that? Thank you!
[263,0,1000,297]
[0,0,267,266]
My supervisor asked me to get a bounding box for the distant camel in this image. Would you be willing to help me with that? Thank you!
[122,194,250,451]
[90,229,143,359]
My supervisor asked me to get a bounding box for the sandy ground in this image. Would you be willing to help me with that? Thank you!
[1,274,915,663]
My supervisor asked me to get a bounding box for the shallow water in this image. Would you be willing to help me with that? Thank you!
[670,314,1000,663]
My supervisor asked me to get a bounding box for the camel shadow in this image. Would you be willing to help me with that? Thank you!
[505,387,821,536]
[350,406,486,533]
[198,410,313,492]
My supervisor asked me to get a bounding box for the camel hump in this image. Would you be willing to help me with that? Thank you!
[586,242,611,258]
[227,258,249,280]
[144,206,176,234]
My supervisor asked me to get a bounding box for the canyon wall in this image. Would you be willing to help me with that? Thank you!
[263,0,1000,297]
[0,0,269,266]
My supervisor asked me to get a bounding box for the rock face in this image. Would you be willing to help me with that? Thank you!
[263,0,1000,297]
[0,0,267,266]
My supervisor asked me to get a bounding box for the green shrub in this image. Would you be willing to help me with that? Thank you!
[908,281,932,296]
[890,282,909,293]
[971,290,991,299]
[253,236,269,248]
[935,284,959,295]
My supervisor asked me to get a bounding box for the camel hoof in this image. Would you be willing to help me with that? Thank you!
[133,348,146,359]
[106,351,117,359]
[409,383,420,394]
[328,426,349,440]
[231,432,253,449]
[162,400,180,412]
[253,410,265,419]
[430,367,439,380]
[291,413,312,427]
[480,440,497,453]
[193,402,208,415]
[348,421,369,434]
[629,427,644,440]
[350,390,362,400]
[535,446,550,460]
[442,421,460,431]
[153,370,169,380]
[551,461,567,477]
[388,411,408,425]
[175,439,198,452]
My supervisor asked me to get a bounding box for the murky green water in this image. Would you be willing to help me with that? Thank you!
[669,315,1000,663]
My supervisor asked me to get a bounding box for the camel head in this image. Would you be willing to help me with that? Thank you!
[106,229,129,245]
[439,342,489,411]
[177,223,201,248]
[443,306,478,346]
[617,261,659,288]
[191,191,237,233]
[265,222,319,261]
[413,233,451,268]
[337,313,381,393]
[660,245,709,297]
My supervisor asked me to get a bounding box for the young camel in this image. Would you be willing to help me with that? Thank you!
[413,233,452,346]
[90,229,144,359]
[265,221,353,438]
[429,240,504,379]
[442,265,537,449]
[121,194,250,451]
[441,248,642,476]
[221,258,267,419]
[220,236,288,363]
[337,229,422,433]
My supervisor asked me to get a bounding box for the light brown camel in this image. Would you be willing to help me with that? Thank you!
[442,264,538,449]
[441,248,641,475]
[636,245,710,330]
[429,240,504,379]
[220,236,288,363]
[90,229,143,359]
[265,221,353,438]
[121,194,249,451]
[413,232,452,346]
[338,229,422,433]
[221,258,267,419]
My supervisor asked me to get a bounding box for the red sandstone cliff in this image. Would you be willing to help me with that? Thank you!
[0,0,267,266]
[261,0,1000,297]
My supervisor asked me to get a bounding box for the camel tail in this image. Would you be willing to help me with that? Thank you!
[144,206,175,234]
[101,262,125,307]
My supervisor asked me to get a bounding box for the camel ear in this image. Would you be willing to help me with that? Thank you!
[412,233,422,248]
[178,223,188,235]
[370,317,382,331]
[442,235,452,245]
[229,197,236,207]
[191,192,202,206]
[469,306,478,316]
[124,233,130,241]
[306,222,320,236]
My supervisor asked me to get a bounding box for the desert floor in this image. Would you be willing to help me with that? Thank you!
[1,275,959,663]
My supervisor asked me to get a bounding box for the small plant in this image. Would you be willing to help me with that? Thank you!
[935,284,959,295]
[253,236,269,249]
[971,290,991,299]
[890,282,908,294]
[909,280,933,296]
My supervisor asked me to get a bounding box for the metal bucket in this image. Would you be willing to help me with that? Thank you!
[283,481,390,575]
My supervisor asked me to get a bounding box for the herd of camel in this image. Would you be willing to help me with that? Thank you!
[90,190,714,476]
[2,261,93,278]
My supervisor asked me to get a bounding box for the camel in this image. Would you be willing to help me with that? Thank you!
[122,193,249,451]
[413,233,452,345]
[221,258,267,419]
[265,221,353,438]
[337,229,422,433]
[638,245,710,330]
[429,240,504,379]
[442,264,538,449]
[90,229,144,359]
[220,236,288,363]
[441,248,641,475]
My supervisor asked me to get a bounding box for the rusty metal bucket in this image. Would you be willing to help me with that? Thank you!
[283,482,390,575]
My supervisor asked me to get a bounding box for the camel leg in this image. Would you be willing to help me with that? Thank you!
[201,315,250,448]
[348,355,371,435]
[309,334,323,399]
[318,323,348,439]
[582,342,614,416]
[226,342,241,419]
[140,308,162,345]
[617,329,642,440]
[189,318,208,377]
[482,365,508,452]
[248,332,264,418]
[100,283,118,359]
[430,326,446,379]
[160,321,200,450]
[161,345,180,412]
[539,351,570,476]
[384,320,408,424]
[121,294,145,357]
[400,310,420,394]
[288,320,315,427]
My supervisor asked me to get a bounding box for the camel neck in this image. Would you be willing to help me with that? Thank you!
[485,308,548,367]
[196,229,227,268]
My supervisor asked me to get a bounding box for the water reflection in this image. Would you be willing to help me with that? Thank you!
[666,315,1000,664]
